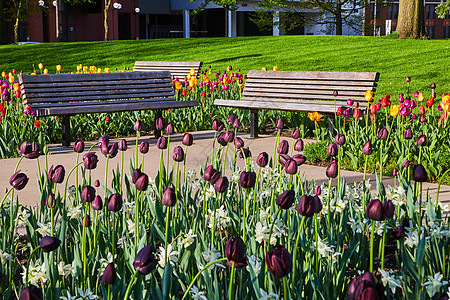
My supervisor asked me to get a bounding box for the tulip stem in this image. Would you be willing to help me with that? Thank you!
[120,150,124,192]
[63,162,83,207]
[211,131,218,166]
[166,135,171,171]
[135,131,140,169]
[123,268,140,300]
[107,284,111,300]
[362,155,368,208]
[283,276,289,300]
[25,246,40,285]
[181,258,228,300]
[159,150,164,193]
[82,204,87,289]
[36,157,44,193]
[228,261,235,300]
[242,189,249,242]
[164,206,171,267]
[0,187,13,210]
[326,178,332,237]
[252,167,262,223]
[135,190,141,251]
[380,219,387,269]
[291,216,306,283]
[379,140,383,184]
[369,220,376,273]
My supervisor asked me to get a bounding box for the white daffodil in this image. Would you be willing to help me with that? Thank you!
[16,209,30,227]
[158,244,179,267]
[246,255,262,275]
[189,286,208,300]
[0,249,13,264]
[59,290,77,300]
[259,207,271,223]
[181,229,197,248]
[255,222,269,244]
[379,268,402,294]
[199,247,225,270]
[423,272,448,298]
[58,261,74,278]
[76,287,97,300]
[23,259,48,285]
[259,288,280,300]
[126,219,135,235]
[186,169,197,182]
[36,221,52,236]
[312,237,335,258]
[207,205,231,230]
[67,204,82,219]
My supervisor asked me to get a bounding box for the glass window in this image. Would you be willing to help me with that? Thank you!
[388,4,399,20]
[425,4,437,20]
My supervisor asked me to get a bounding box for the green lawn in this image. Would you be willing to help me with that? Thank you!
[1,35,449,97]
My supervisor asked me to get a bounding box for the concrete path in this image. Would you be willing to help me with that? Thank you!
[1,130,449,212]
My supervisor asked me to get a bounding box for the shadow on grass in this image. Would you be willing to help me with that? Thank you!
[210,54,262,64]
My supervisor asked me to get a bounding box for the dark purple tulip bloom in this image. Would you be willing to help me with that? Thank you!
[256,152,269,167]
[327,142,338,157]
[48,165,65,184]
[157,136,168,150]
[91,195,103,210]
[225,237,247,268]
[81,185,96,203]
[239,147,252,159]
[118,139,127,151]
[403,128,412,140]
[46,193,56,209]
[275,118,284,131]
[348,272,377,300]
[292,154,306,166]
[224,131,235,143]
[291,128,300,139]
[134,120,143,131]
[107,193,123,212]
[212,119,225,131]
[285,159,297,174]
[162,187,176,207]
[40,236,61,252]
[139,141,149,154]
[415,134,426,146]
[335,134,345,146]
[100,141,109,156]
[173,146,184,162]
[83,215,91,227]
[227,115,235,124]
[234,137,244,149]
[333,90,338,96]
[239,171,256,189]
[133,245,158,275]
[232,118,240,129]
[315,186,321,196]
[17,141,40,159]
[265,245,292,278]
[94,180,100,187]
[378,128,388,140]
[393,169,398,176]
[294,139,304,152]
[382,200,395,219]
[165,123,174,135]
[391,226,406,240]
[73,140,85,153]
[406,76,411,82]
[297,195,317,217]
[132,169,149,191]
[313,195,323,214]
[277,140,289,155]
[278,154,291,167]
[203,165,221,184]
[413,164,428,182]
[19,285,43,300]
[366,199,384,221]
[102,263,117,285]
[363,141,373,155]
[9,171,29,190]
[182,133,193,146]
[403,160,410,168]
[214,177,229,193]
[431,91,437,98]
[326,160,338,178]
[217,132,227,146]
[155,117,166,131]
[277,190,295,209]
[83,152,98,169]
[98,136,109,144]
[430,83,436,89]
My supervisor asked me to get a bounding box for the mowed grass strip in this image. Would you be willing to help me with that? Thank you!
[1,35,449,97]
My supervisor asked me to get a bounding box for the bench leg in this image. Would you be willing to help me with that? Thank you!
[61,115,71,147]
[154,110,162,138]
[250,110,258,138]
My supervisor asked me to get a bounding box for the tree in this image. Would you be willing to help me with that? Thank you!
[190,0,239,37]
[0,0,7,44]
[250,0,364,35]
[435,2,449,19]
[396,0,426,38]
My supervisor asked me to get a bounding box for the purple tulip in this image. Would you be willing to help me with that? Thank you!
[139,141,149,154]
[291,128,300,139]
[275,118,284,131]
[413,164,427,182]
[285,159,298,174]
[239,147,252,159]
[165,123,174,135]
[73,140,85,153]
[393,169,398,176]
[107,193,123,211]
[315,186,321,196]
[239,171,256,189]
[182,133,193,146]
[277,140,289,154]
[81,185,96,203]
[234,137,244,149]
[173,146,184,162]
[391,226,406,240]
[91,195,103,210]
[406,76,411,82]
[278,154,291,167]
[265,245,292,278]
[46,193,56,208]
[157,136,168,150]
[17,141,40,159]
[292,154,306,166]
[217,132,227,146]
[294,139,304,152]
[40,236,61,252]
[335,134,345,146]
[333,90,338,96]
[203,165,221,184]
[102,263,117,285]
[162,187,176,207]
[276,190,295,209]
[225,237,247,268]
[297,195,318,217]
[363,141,373,155]
[233,118,240,129]
[19,285,43,300]
[132,169,149,191]
[155,117,166,131]
[227,115,235,124]
[83,152,98,169]
[134,120,143,131]
[366,199,383,221]
[327,142,338,157]
[224,131,235,143]
[9,171,29,190]
[214,177,229,193]
[378,128,388,140]
[212,119,225,131]
[403,128,412,140]
[48,165,65,184]
[415,134,426,146]
[256,152,269,167]
[326,160,338,178]
[347,99,354,106]
[82,215,91,227]
[133,245,158,275]
[382,200,395,219]
[118,139,127,151]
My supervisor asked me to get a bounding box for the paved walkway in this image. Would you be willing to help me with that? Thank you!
[2,131,449,212]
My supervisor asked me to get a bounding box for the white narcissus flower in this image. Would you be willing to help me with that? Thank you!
[259,207,271,222]
[58,261,74,278]
[76,287,98,299]
[36,221,51,236]
[246,255,261,276]
[255,222,269,244]
[379,268,402,294]
[126,219,135,235]
[158,244,179,267]
[312,236,335,258]
[0,249,13,264]
[198,248,225,270]
[404,230,419,248]
[259,288,279,300]
[423,272,448,298]
[189,286,207,300]
[59,290,76,300]
[67,204,82,219]
[181,229,197,248]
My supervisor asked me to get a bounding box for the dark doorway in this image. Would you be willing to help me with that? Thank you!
[118,13,131,40]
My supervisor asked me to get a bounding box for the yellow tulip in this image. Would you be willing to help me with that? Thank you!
[190,68,195,76]
[208,69,212,75]
[273,66,279,71]
[38,63,43,70]
[203,75,210,83]
[187,73,191,80]
[390,105,400,117]
[56,65,62,72]
[441,95,450,112]
[104,68,110,73]
[9,74,14,83]
[13,83,20,91]
[1,72,5,78]
[43,69,48,75]
[365,90,373,102]
[174,81,182,90]
[418,93,424,102]
[307,111,324,127]
[261,67,267,71]
[77,65,82,72]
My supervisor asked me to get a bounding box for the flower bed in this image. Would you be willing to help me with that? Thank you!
[0,116,449,299]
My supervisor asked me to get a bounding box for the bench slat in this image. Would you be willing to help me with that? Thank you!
[134,61,202,68]
[243,89,368,98]
[35,100,198,116]
[24,92,176,104]
[23,88,174,100]
[244,79,377,87]
[242,92,365,102]
[247,70,379,81]
[244,83,376,92]
[233,97,369,108]
[20,78,173,89]
[31,97,178,109]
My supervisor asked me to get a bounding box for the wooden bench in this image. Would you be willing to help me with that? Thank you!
[214,70,380,137]
[133,61,203,79]
[18,71,198,146]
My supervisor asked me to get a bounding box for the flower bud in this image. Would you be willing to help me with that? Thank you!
[162,187,176,207]
[285,159,298,174]
[406,76,411,82]
[294,139,304,152]
[403,128,412,140]
[413,164,427,182]
[133,245,158,275]
[326,160,338,178]
[165,123,174,135]
[139,141,149,154]
[81,185,96,203]
[118,139,127,151]
[9,171,29,190]
[430,82,436,89]
[134,120,143,131]
[234,137,244,149]
[378,128,388,140]
[415,134,426,146]
[82,215,91,227]
[182,133,193,146]
[232,118,240,129]
[214,176,229,193]
[91,195,103,210]
[224,131,235,143]
[155,117,166,131]
[19,285,43,300]
[48,165,65,184]
[256,152,268,167]
[363,141,373,155]
[107,193,123,211]
[94,179,100,187]
[239,171,256,189]
[102,263,117,285]
[276,190,295,209]
[315,186,321,196]
[83,152,98,169]
[73,140,85,153]
[335,134,345,146]
[333,90,338,97]
[157,136,168,150]
[203,165,220,184]
[291,128,300,139]
[265,245,292,278]
[225,237,247,268]
[292,154,306,166]
[40,236,61,252]
[227,115,235,124]
[382,200,395,219]
[277,140,289,154]
[212,119,224,131]
[46,193,56,209]
[132,169,149,191]
[366,199,383,221]
[275,118,284,131]
[327,142,338,157]
[173,146,184,162]
[392,169,398,176]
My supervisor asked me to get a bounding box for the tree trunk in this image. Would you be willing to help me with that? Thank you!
[362,0,367,36]
[56,0,66,42]
[104,0,112,41]
[14,0,21,43]
[335,2,343,35]
[397,0,427,38]
[224,7,229,37]
[0,0,7,44]
[373,0,377,36]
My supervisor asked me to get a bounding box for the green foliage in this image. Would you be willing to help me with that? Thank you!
[435,3,450,19]
[303,140,329,163]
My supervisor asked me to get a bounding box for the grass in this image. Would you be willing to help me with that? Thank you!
[1,35,449,97]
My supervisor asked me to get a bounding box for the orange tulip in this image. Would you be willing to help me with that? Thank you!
[273,66,279,71]
[307,112,324,127]
[174,81,182,90]
[43,69,48,75]
[417,93,424,102]
[203,75,210,83]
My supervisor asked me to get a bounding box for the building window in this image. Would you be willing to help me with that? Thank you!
[425,4,437,20]
[426,26,434,38]
[370,4,381,19]
[388,4,399,20]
